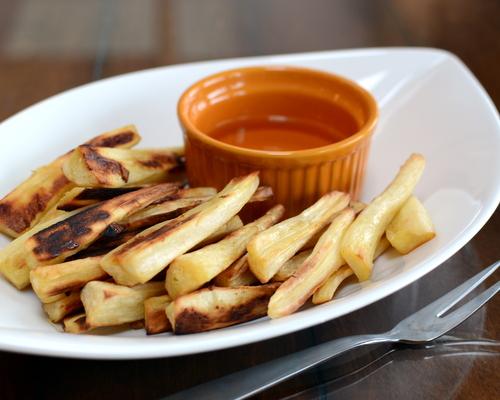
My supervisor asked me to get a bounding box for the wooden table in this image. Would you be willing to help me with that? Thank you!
[1,1,500,399]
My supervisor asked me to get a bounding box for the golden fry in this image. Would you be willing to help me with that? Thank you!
[81,280,166,327]
[42,290,83,323]
[166,204,284,299]
[247,191,350,283]
[341,154,426,282]
[312,265,355,305]
[271,249,313,282]
[30,255,108,300]
[268,208,355,318]
[100,172,260,286]
[212,254,259,287]
[386,195,436,254]
[144,295,173,335]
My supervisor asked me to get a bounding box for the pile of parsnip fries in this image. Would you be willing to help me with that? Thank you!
[0,125,436,335]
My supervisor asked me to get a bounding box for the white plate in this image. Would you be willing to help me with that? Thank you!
[1,48,499,360]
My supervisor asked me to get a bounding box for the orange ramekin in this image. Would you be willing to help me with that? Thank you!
[178,65,378,220]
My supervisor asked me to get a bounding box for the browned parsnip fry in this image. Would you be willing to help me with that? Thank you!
[56,186,143,211]
[101,172,260,286]
[268,208,355,318]
[57,184,194,214]
[63,145,181,188]
[166,204,284,299]
[123,186,272,232]
[67,229,143,260]
[0,207,87,290]
[62,312,95,334]
[0,125,141,238]
[30,255,108,300]
[386,195,436,254]
[271,249,313,282]
[341,154,426,282]
[212,254,259,287]
[144,295,172,334]
[312,236,391,305]
[24,183,179,269]
[166,283,280,334]
[42,290,83,323]
[81,281,166,327]
[247,191,350,284]
[122,197,213,231]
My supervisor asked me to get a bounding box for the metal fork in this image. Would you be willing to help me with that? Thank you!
[161,260,500,400]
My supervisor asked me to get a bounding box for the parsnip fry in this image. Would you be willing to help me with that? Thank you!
[42,290,83,323]
[341,154,426,282]
[100,172,260,286]
[81,281,166,327]
[312,234,392,305]
[62,312,95,334]
[386,195,436,254]
[0,208,85,290]
[144,295,173,335]
[268,207,355,318]
[312,265,355,305]
[30,255,108,300]
[56,186,143,211]
[0,125,141,238]
[167,204,284,299]
[212,254,259,287]
[166,283,280,334]
[24,183,178,269]
[122,186,271,232]
[121,197,213,231]
[374,235,392,259]
[247,191,350,283]
[192,216,243,250]
[271,249,313,282]
[63,145,181,188]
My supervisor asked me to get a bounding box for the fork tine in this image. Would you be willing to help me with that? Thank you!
[419,260,500,318]
[440,277,500,326]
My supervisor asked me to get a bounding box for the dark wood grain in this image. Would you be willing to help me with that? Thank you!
[0,1,499,399]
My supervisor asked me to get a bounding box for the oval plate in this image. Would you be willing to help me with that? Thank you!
[1,47,499,359]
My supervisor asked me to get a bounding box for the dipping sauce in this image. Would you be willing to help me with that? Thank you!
[208,116,345,152]
[203,91,360,152]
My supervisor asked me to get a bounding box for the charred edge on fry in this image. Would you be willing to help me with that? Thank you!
[68,229,143,260]
[173,293,269,334]
[29,205,111,262]
[138,152,180,169]
[0,174,71,234]
[101,223,126,237]
[82,145,129,184]
[86,130,137,148]
[63,314,91,332]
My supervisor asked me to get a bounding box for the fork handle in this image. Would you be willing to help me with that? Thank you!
[161,333,392,400]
